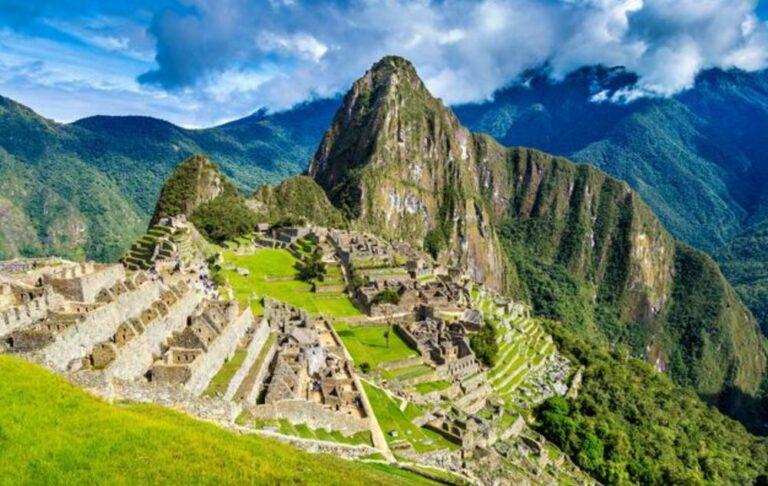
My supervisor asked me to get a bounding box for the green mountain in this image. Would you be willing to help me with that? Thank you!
[250,175,346,228]
[309,56,768,430]
[0,95,338,262]
[453,67,768,335]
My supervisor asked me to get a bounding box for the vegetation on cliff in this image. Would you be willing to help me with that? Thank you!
[535,321,768,485]
[454,67,768,338]
[250,175,346,228]
[150,155,259,243]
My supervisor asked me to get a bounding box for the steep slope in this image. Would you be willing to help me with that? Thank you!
[453,68,768,335]
[150,155,258,243]
[310,56,506,289]
[150,154,237,224]
[0,95,338,262]
[310,56,768,428]
[454,67,767,251]
[0,355,430,485]
[718,225,768,335]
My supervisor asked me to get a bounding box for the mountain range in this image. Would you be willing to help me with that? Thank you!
[0,95,338,262]
[454,66,768,335]
[3,64,768,338]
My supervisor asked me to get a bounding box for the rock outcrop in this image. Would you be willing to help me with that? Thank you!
[309,56,505,289]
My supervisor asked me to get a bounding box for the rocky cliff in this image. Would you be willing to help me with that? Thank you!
[309,56,505,289]
[309,56,767,426]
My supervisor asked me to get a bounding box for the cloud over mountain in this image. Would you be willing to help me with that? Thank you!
[0,0,766,124]
[139,0,768,110]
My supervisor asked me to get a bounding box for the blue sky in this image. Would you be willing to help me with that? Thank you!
[0,0,766,127]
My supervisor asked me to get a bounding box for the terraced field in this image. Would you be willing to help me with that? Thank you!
[362,382,458,453]
[472,291,555,404]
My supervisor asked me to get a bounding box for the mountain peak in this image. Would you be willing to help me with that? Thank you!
[150,154,236,226]
[369,55,419,77]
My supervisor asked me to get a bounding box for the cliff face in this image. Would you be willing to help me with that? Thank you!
[150,155,235,225]
[309,56,767,418]
[309,56,505,289]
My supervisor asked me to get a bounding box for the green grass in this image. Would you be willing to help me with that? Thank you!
[220,248,362,318]
[333,323,418,365]
[381,364,433,381]
[362,382,458,453]
[413,380,451,395]
[203,349,247,397]
[0,355,435,485]
[247,418,373,447]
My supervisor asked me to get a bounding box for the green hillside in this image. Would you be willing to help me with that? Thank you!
[0,95,337,262]
[536,321,768,484]
[0,355,430,485]
[454,68,768,336]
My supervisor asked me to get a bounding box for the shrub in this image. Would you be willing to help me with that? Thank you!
[191,194,258,243]
[296,250,326,282]
[469,321,498,367]
[373,289,400,305]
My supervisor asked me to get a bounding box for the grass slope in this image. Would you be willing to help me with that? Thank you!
[0,355,432,485]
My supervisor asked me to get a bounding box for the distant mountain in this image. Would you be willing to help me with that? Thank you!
[309,56,768,430]
[453,66,768,334]
[0,95,339,262]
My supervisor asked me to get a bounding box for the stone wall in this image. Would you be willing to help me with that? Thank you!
[41,280,161,371]
[238,338,277,405]
[379,356,424,371]
[106,286,203,380]
[184,307,255,396]
[0,258,61,274]
[0,288,63,338]
[247,400,370,436]
[46,264,125,303]
[224,317,269,401]
[252,429,379,460]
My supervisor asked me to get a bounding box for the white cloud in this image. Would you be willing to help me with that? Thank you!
[3,0,768,125]
[138,0,768,117]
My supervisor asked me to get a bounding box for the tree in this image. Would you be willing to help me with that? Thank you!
[360,362,371,374]
[373,289,400,305]
[297,249,326,282]
[469,321,498,367]
[190,194,259,243]
[383,329,390,348]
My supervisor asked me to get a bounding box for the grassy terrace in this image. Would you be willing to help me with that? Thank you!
[203,349,247,397]
[470,288,556,403]
[0,356,434,485]
[381,364,434,382]
[414,380,451,395]
[334,323,418,365]
[362,382,458,453]
[240,416,373,447]
[219,248,362,318]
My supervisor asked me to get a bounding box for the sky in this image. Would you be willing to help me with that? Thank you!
[0,0,766,127]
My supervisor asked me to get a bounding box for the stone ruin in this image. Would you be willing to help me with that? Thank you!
[0,257,261,404]
[246,298,370,436]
